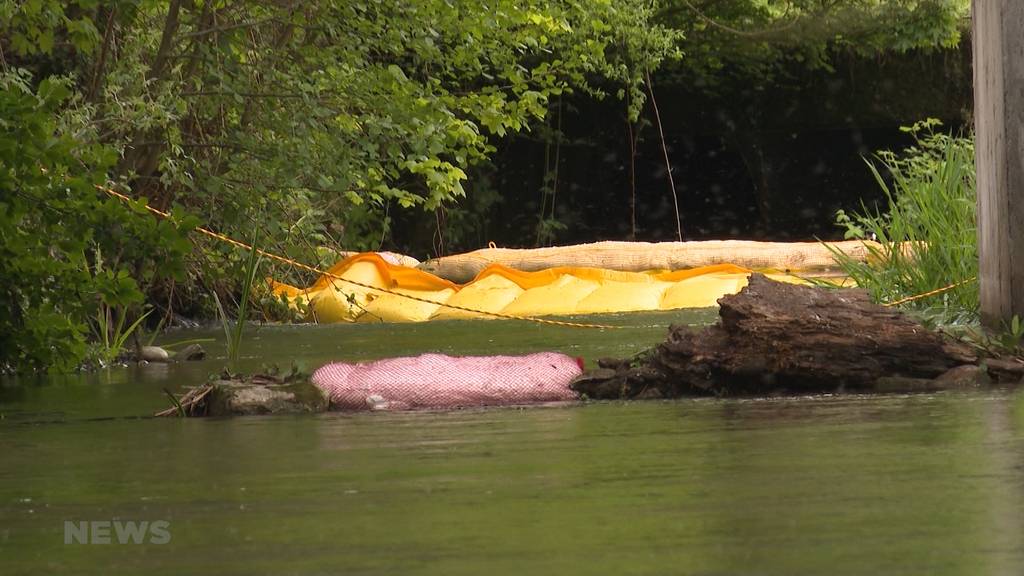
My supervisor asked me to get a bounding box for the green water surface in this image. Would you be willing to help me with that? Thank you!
[2,310,1024,575]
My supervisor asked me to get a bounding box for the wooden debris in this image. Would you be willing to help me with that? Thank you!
[155,384,215,417]
[573,274,980,398]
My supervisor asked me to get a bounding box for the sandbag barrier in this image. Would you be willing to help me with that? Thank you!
[272,250,815,324]
[417,240,875,283]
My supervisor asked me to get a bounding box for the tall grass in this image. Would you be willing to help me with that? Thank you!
[94,305,151,365]
[829,120,977,323]
[213,230,263,370]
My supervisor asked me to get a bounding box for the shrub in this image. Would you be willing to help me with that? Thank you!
[0,74,195,372]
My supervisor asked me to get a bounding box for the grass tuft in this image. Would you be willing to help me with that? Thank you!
[828,119,977,325]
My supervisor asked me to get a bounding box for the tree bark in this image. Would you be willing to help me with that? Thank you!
[973,0,1024,327]
[572,275,979,398]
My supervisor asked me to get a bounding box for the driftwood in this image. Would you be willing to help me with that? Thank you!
[573,274,988,399]
[155,384,215,417]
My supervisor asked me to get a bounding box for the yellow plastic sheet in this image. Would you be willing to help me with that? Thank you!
[271,253,809,323]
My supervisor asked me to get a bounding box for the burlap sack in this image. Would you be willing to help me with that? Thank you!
[418,240,878,283]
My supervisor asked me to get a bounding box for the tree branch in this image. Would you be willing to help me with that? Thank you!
[87,6,118,102]
[149,0,182,82]
[179,91,305,98]
[178,15,277,39]
[676,0,802,39]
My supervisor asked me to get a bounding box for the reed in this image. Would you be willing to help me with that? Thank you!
[213,229,263,370]
[829,120,977,324]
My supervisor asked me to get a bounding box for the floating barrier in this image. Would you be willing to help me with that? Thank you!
[271,252,809,323]
[95,183,856,325]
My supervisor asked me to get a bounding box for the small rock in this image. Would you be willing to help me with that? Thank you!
[176,343,206,361]
[206,380,328,416]
[570,368,623,399]
[140,346,170,363]
[597,357,630,370]
[635,387,663,400]
[934,364,991,388]
[168,314,200,329]
[984,358,1024,383]
[570,368,617,389]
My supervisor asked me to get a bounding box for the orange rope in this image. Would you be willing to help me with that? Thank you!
[882,276,977,307]
[98,184,620,330]
[99,182,969,323]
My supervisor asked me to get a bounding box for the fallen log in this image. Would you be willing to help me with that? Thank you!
[572,274,983,398]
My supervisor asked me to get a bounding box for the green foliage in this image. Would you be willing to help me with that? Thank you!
[945,315,1024,359]
[2,0,679,277]
[0,0,680,368]
[0,72,194,372]
[996,316,1024,355]
[0,0,103,57]
[94,303,151,366]
[986,315,1024,356]
[829,120,977,322]
[0,0,683,320]
[658,0,969,87]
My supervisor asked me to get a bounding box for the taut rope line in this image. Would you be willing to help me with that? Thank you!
[98,184,620,330]
[881,276,977,307]
[98,183,966,324]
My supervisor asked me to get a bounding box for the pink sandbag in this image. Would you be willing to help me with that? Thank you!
[311,352,583,411]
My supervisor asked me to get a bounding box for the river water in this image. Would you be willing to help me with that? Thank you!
[2,310,1024,575]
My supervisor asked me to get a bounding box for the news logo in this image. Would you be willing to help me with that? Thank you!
[63,520,171,545]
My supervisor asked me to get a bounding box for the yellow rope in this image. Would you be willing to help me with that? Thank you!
[98,184,620,330]
[882,276,977,307]
[99,182,969,324]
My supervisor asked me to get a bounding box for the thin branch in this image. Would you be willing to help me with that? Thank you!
[132,140,247,150]
[87,7,117,102]
[645,70,683,242]
[548,95,562,226]
[149,0,182,82]
[178,16,279,39]
[626,103,639,240]
[178,2,302,42]
[155,384,214,417]
[179,91,306,98]
[679,0,801,38]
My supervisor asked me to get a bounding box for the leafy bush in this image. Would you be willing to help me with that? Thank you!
[659,0,969,86]
[831,120,977,322]
[0,74,195,372]
[1,0,684,308]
